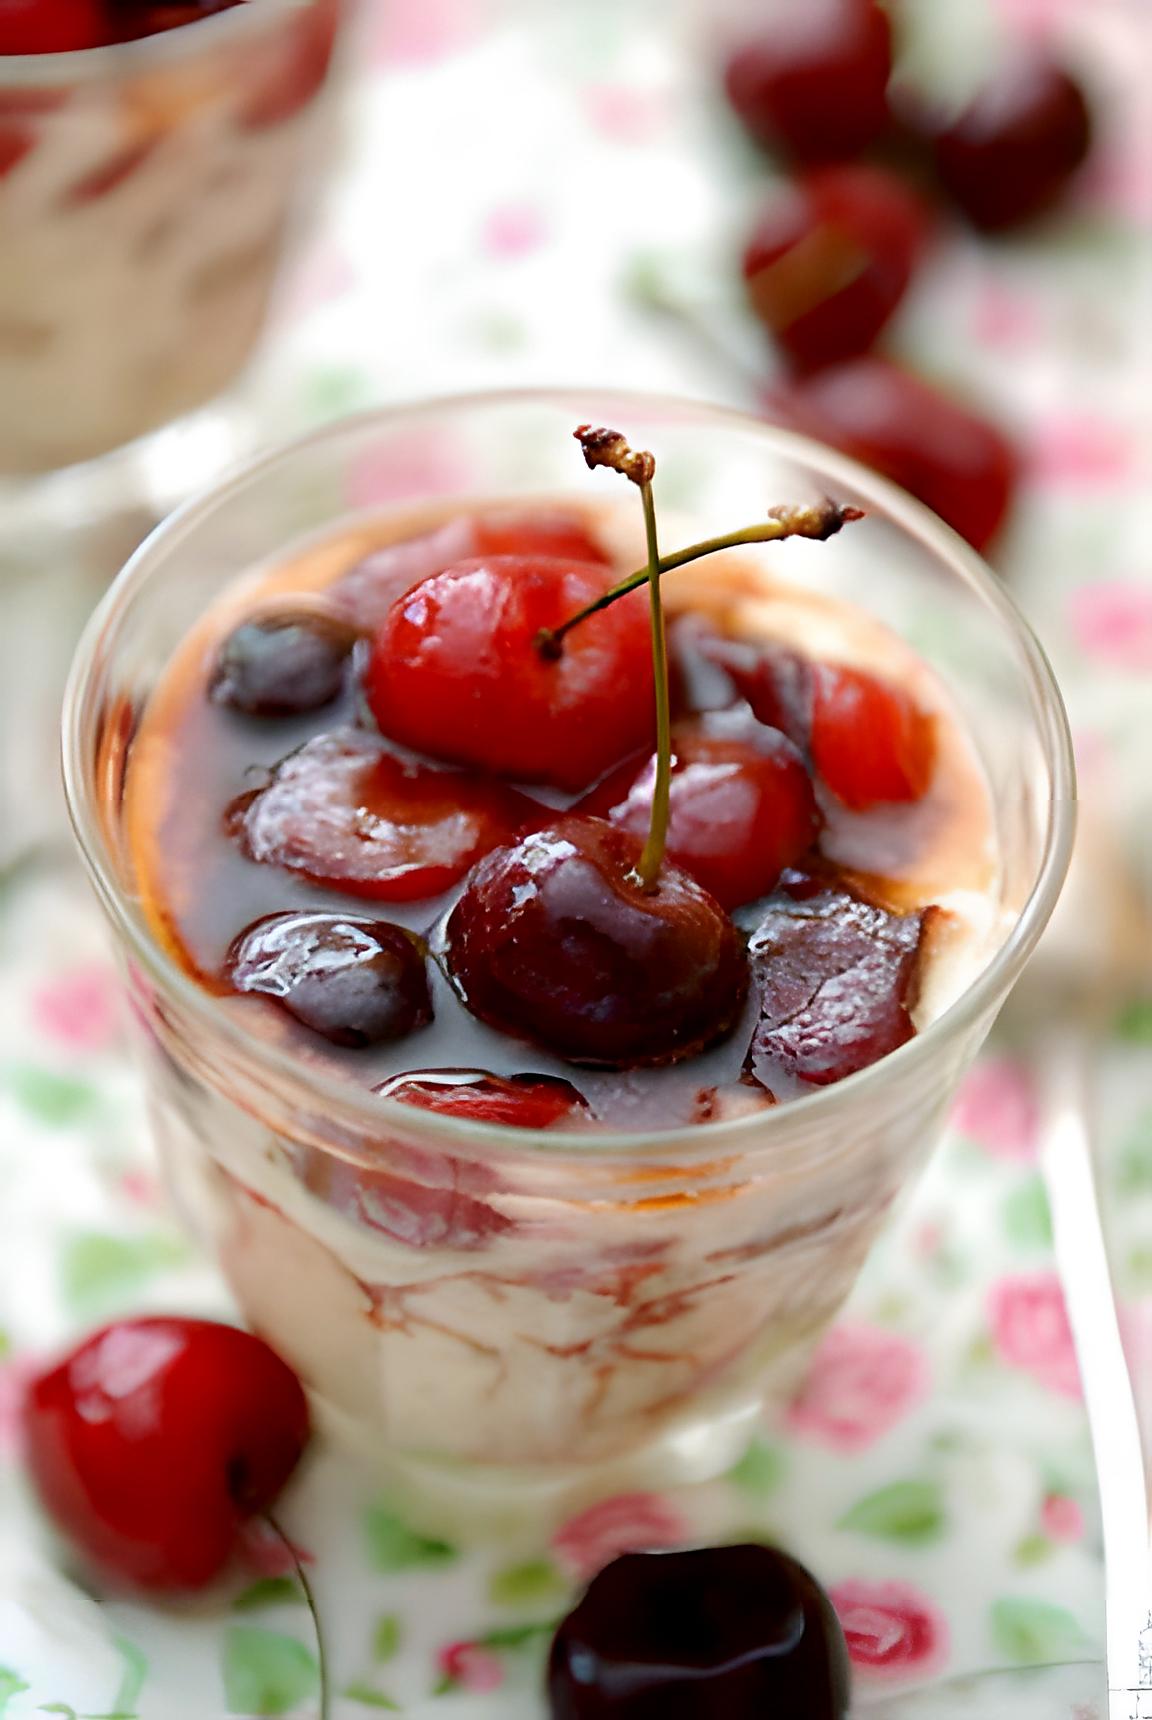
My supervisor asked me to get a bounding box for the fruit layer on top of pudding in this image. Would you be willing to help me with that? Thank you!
[121,496,998,1134]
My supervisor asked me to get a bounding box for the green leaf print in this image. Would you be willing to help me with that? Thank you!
[6,1064,95,1125]
[363,1502,456,1573]
[726,1438,786,1497]
[1115,999,1152,1043]
[222,1627,319,1715]
[990,1597,1086,1664]
[1116,1113,1152,1193]
[373,1614,402,1662]
[61,1232,187,1319]
[476,1621,557,1651]
[0,1667,30,1711]
[342,1685,401,1711]
[233,1577,305,1612]
[1002,1177,1054,1249]
[1013,1534,1055,1567]
[112,1634,148,1714]
[838,1480,946,1545]
[488,1559,567,1607]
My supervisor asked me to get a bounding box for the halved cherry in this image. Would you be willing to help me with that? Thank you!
[0,0,104,52]
[365,557,654,791]
[580,714,818,909]
[746,869,929,1092]
[229,726,539,901]
[379,1068,587,1129]
[701,638,936,809]
[331,509,609,634]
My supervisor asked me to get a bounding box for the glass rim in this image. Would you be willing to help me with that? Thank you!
[61,385,1077,1162]
[0,0,310,83]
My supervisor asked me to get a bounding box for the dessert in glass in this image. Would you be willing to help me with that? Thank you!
[0,0,344,479]
[62,391,1073,1526]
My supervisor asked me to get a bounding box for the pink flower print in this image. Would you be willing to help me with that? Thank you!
[1041,1492,1085,1543]
[786,1324,928,1453]
[989,1273,1082,1398]
[585,85,667,145]
[1028,418,1135,490]
[952,1058,1038,1162]
[119,1169,162,1209]
[236,1516,315,1576]
[552,1492,688,1580]
[971,281,1040,350]
[480,202,547,259]
[31,963,120,1054]
[437,1641,504,1694]
[346,427,472,514]
[830,1579,949,1681]
[369,0,481,66]
[1067,582,1152,673]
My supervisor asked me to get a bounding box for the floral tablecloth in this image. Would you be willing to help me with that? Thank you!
[2,0,1151,1715]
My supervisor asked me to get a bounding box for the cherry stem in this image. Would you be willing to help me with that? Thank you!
[535,499,863,659]
[636,479,671,889]
[264,1513,329,1720]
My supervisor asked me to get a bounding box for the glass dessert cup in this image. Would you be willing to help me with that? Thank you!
[62,391,1074,1531]
[0,0,345,482]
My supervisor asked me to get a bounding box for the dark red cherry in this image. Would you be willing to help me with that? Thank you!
[745,869,928,1092]
[379,1068,587,1128]
[107,0,237,40]
[548,1544,851,1718]
[723,0,893,164]
[0,0,104,51]
[210,608,356,716]
[230,727,538,901]
[761,357,1019,552]
[930,59,1092,232]
[226,911,432,1048]
[580,714,818,908]
[444,816,749,1068]
[331,509,609,634]
[297,1130,512,1250]
[743,166,930,371]
[366,558,654,791]
[23,1319,309,1591]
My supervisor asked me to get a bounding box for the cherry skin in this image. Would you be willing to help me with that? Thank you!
[210,608,356,716]
[761,356,1019,552]
[579,713,819,908]
[23,1318,309,1591]
[444,815,749,1068]
[930,59,1092,232]
[366,557,654,792]
[548,1544,851,1718]
[723,0,893,164]
[743,166,930,371]
[230,726,539,902]
[0,0,104,52]
[379,1068,587,1128]
[226,911,433,1048]
[107,0,238,40]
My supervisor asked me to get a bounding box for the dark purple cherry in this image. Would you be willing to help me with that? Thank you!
[548,1544,851,1718]
[744,870,928,1092]
[226,911,432,1048]
[444,815,749,1068]
[210,608,356,717]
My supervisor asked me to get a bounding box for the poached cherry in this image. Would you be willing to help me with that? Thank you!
[444,816,749,1067]
[23,1318,309,1590]
[548,1544,851,1718]
[930,58,1092,232]
[743,166,930,371]
[210,607,356,716]
[0,0,103,52]
[108,0,238,38]
[745,869,928,1092]
[365,556,654,792]
[227,911,433,1048]
[761,357,1019,552]
[379,1068,587,1128]
[723,0,893,164]
[579,713,819,908]
[230,726,538,901]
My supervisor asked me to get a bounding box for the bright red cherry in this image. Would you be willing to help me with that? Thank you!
[366,558,654,792]
[470,511,611,566]
[0,0,104,52]
[229,726,539,901]
[444,816,749,1067]
[580,714,818,908]
[930,59,1092,232]
[761,356,1019,551]
[723,0,893,164]
[23,1319,309,1591]
[743,166,930,371]
[379,1068,587,1128]
[745,869,928,1092]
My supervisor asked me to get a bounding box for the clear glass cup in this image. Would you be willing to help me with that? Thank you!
[62,390,1075,1529]
[0,0,345,480]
